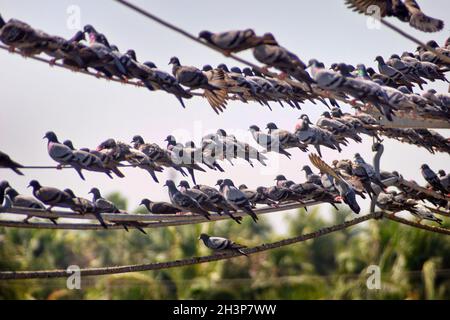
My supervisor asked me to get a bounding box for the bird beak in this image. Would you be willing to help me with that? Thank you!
[42,135,46,139]
[96,146,103,151]
[27,184,31,188]
[163,183,167,187]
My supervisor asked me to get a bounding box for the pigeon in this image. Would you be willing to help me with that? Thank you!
[309,154,361,214]
[193,184,242,223]
[249,125,292,159]
[63,140,113,179]
[131,135,187,177]
[0,150,24,175]
[178,180,219,213]
[164,180,211,220]
[354,153,387,190]
[376,191,418,214]
[218,179,258,222]
[185,140,224,172]
[252,35,315,90]
[238,184,278,207]
[88,187,121,213]
[141,61,193,109]
[316,112,362,143]
[43,131,84,180]
[330,107,382,141]
[301,165,322,185]
[295,115,345,157]
[79,148,125,178]
[374,56,414,89]
[400,52,448,83]
[411,203,443,225]
[438,170,450,192]
[265,123,308,152]
[140,198,180,214]
[97,138,163,183]
[28,180,75,211]
[416,44,450,68]
[386,55,427,89]
[421,164,448,194]
[165,135,206,185]
[198,29,277,54]
[169,56,228,114]
[260,184,303,204]
[345,0,444,33]
[64,188,107,228]
[199,233,247,257]
[43,30,86,66]
[4,187,58,224]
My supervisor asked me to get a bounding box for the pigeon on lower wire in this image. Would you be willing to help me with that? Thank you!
[28,180,75,211]
[64,188,108,228]
[140,198,180,214]
[199,233,248,257]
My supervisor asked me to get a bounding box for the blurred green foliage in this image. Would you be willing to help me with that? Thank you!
[0,193,449,300]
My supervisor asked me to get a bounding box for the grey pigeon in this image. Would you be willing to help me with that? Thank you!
[64,188,107,228]
[193,184,242,224]
[198,29,276,54]
[0,150,24,175]
[164,180,211,220]
[28,180,75,211]
[249,125,292,159]
[5,187,57,224]
[80,148,125,178]
[301,165,322,185]
[345,0,444,33]
[43,131,84,180]
[169,56,227,114]
[140,198,180,214]
[317,112,362,143]
[309,154,360,214]
[199,233,247,256]
[63,140,113,179]
[218,179,258,222]
[178,180,220,213]
[238,184,278,207]
[88,187,121,213]
[266,123,308,152]
[421,164,448,194]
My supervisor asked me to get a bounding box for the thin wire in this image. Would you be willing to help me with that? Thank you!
[0,212,379,280]
[384,213,450,235]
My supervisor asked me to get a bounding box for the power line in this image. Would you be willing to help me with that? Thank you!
[0,212,380,280]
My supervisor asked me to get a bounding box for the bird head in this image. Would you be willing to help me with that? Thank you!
[165,135,176,143]
[298,114,312,124]
[140,198,151,207]
[438,170,446,177]
[242,67,253,76]
[88,187,101,197]
[163,180,176,188]
[178,180,190,189]
[83,24,97,34]
[131,135,144,145]
[256,186,267,194]
[274,174,287,181]
[427,89,437,95]
[185,141,196,148]
[198,233,209,241]
[397,86,411,94]
[0,180,10,191]
[321,111,331,118]
[5,187,18,199]
[215,179,223,186]
[43,131,58,142]
[125,49,137,61]
[202,64,213,71]
[96,138,116,151]
[420,164,429,170]
[262,32,278,46]
[238,184,248,190]
[27,180,41,190]
[217,63,229,72]
[390,54,401,60]
[216,129,227,136]
[198,30,212,40]
[63,140,75,150]
[426,40,439,49]
[301,165,311,172]
[331,107,343,117]
[63,188,76,198]
[230,66,242,74]
[221,179,234,187]
[265,122,278,131]
[168,56,180,66]
[248,125,260,132]
[143,61,157,69]
[374,56,384,64]
[96,33,110,47]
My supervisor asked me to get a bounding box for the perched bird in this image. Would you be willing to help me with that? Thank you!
[317,112,362,143]
[198,29,276,54]
[63,140,113,179]
[345,0,444,33]
[28,180,75,211]
[88,187,121,213]
[199,233,247,256]
[309,154,361,214]
[0,150,24,175]
[178,180,219,213]
[218,179,258,222]
[64,188,107,228]
[301,165,322,185]
[0,180,9,205]
[238,184,278,207]
[193,184,242,223]
[140,198,180,214]
[43,131,84,180]
[79,148,125,178]
[4,187,57,224]
[164,180,211,220]
[438,170,450,192]
[169,56,228,114]
[421,164,448,194]
[295,115,345,157]
[249,125,292,159]
[354,153,386,189]
[266,122,308,152]
[376,191,418,214]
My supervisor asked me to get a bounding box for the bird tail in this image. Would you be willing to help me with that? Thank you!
[145,168,159,183]
[409,12,444,33]
[12,167,24,176]
[0,14,5,29]
[74,166,85,180]
[111,166,125,178]
[244,206,259,223]
[94,213,108,229]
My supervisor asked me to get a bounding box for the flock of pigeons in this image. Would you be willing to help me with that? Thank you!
[1,13,449,123]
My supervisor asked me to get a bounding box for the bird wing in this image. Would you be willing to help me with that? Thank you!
[345,0,389,16]
[309,153,345,184]
[208,237,230,250]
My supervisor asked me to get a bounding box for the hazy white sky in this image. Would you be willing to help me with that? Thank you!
[1,0,449,233]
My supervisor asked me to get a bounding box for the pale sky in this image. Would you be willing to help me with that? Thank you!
[0,0,449,233]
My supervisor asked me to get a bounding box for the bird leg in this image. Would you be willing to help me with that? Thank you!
[46,206,54,212]
[49,58,57,67]
[95,71,102,78]
[222,49,232,57]
[8,46,16,53]
[56,164,63,170]
[277,72,289,80]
